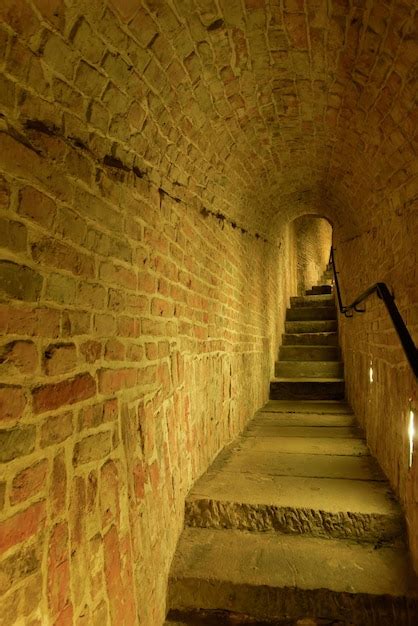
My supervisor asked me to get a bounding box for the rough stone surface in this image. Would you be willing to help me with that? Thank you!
[168,528,418,625]
[184,405,404,543]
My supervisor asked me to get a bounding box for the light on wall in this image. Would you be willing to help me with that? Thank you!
[408,407,415,469]
[369,361,374,383]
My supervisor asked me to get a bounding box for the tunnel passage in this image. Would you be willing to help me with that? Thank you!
[291,215,332,296]
[0,1,417,625]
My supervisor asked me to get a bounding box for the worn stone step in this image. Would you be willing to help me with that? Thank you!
[286,307,336,322]
[254,412,355,427]
[165,608,366,625]
[262,400,352,414]
[185,431,403,541]
[168,528,418,625]
[275,361,343,378]
[285,320,337,333]
[306,285,332,295]
[270,378,345,400]
[279,345,339,361]
[282,332,338,346]
[290,295,335,307]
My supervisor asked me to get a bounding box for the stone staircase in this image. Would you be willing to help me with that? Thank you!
[165,270,418,625]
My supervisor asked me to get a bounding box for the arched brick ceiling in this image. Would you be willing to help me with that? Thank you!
[3,0,416,236]
[107,0,417,234]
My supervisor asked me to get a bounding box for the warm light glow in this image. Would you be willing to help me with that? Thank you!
[369,364,374,383]
[409,409,415,469]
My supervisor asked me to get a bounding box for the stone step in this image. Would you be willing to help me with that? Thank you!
[270,378,345,400]
[275,361,344,378]
[290,295,335,307]
[306,284,332,295]
[286,307,337,322]
[168,528,418,625]
[262,399,352,414]
[279,345,339,361]
[285,320,337,333]
[282,332,338,346]
[183,411,403,543]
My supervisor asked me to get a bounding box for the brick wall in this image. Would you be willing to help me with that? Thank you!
[335,194,418,573]
[292,216,332,295]
[0,0,417,622]
[0,2,297,624]
[0,129,296,625]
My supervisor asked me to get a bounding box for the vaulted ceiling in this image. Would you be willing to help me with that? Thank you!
[2,0,416,235]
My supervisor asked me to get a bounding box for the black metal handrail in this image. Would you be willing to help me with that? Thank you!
[329,246,418,379]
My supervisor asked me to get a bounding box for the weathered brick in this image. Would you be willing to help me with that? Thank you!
[18,186,56,229]
[43,32,76,79]
[45,273,77,305]
[0,217,27,251]
[43,343,77,376]
[0,0,39,38]
[71,18,106,64]
[100,460,120,527]
[47,522,72,617]
[80,340,102,363]
[32,373,96,413]
[0,260,43,301]
[73,431,112,465]
[32,237,95,278]
[0,425,36,462]
[105,339,125,361]
[0,340,38,375]
[11,459,48,504]
[0,384,27,422]
[0,500,46,554]
[51,451,67,515]
[40,411,73,447]
[0,544,40,595]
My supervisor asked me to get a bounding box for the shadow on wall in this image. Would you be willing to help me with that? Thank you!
[291,215,332,295]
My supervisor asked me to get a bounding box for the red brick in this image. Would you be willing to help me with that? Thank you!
[133,461,146,501]
[98,368,137,393]
[47,522,71,616]
[100,460,120,527]
[43,343,77,376]
[103,526,125,625]
[0,501,46,554]
[1,305,61,338]
[54,605,74,626]
[11,459,48,504]
[0,385,27,422]
[51,452,67,515]
[32,373,96,413]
